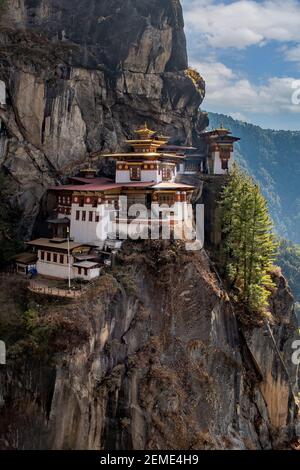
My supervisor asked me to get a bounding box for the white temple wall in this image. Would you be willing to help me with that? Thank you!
[71,204,102,245]
[37,259,75,279]
[212,151,234,175]
[173,165,178,180]
[116,170,131,183]
[116,168,162,183]
[74,266,101,281]
[37,260,100,281]
[115,161,177,183]
[141,169,161,183]
[86,267,100,280]
[70,203,117,246]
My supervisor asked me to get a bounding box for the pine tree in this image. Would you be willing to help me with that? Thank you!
[220,166,277,313]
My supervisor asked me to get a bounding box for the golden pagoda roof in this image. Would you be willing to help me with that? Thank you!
[96,124,189,160]
[214,124,230,133]
[97,152,186,161]
[134,122,156,139]
[81,167,97,173]
[156,133,170,140]
[127,124,169,148]
[125,139,167,145]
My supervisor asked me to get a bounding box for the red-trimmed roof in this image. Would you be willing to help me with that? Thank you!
[68,176,113,184]
[158,145,196,151]
[49,181,157,192]
[49,180,196,192]
[49,184,120,191]
[49,170,197,192]
[120,182,156,188]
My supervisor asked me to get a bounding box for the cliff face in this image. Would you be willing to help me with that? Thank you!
[0,242,298,450]
[0,1,298,451]
[0,0,206,238]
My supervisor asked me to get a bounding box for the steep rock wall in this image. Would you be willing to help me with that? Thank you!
[0,1,298,451]
[0,243,298,450]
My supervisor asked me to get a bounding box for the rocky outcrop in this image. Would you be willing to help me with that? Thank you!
[0,1,298,451]
[0,242,298,449]
[0,0,206,238]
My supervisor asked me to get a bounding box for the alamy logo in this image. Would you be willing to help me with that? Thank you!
[292,340,300,365]
[0,340,6,365]
[93,198,205,251]
[291,81,300,105]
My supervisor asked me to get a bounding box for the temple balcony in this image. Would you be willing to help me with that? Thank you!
[28,278,88,299]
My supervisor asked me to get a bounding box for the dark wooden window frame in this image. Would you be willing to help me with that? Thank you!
[130,166,141,181]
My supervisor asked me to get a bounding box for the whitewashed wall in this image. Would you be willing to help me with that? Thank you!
[70,203,117,246]
[141,169,161,183]
[74,267,100,280]
[116,170,131,183]
[37,259,75,279]
[37,260,100,281]
[115,161,163,183]
[212,151,234,175]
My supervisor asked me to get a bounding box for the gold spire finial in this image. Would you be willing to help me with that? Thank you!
[134,122,156,139]
[215,123,229,133]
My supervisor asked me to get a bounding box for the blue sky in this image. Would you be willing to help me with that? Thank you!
[181,0,300,130]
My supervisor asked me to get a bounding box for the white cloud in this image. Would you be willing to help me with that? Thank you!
[182,0,300,49]
[286,45,300,63]
[192,59,300,115]
[194,60,236,89]
[229,112,248,121]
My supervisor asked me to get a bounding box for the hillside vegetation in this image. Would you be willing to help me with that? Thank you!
[220,167,277,315]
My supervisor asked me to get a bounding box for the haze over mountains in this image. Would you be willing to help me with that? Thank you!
[208,112,300,245]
